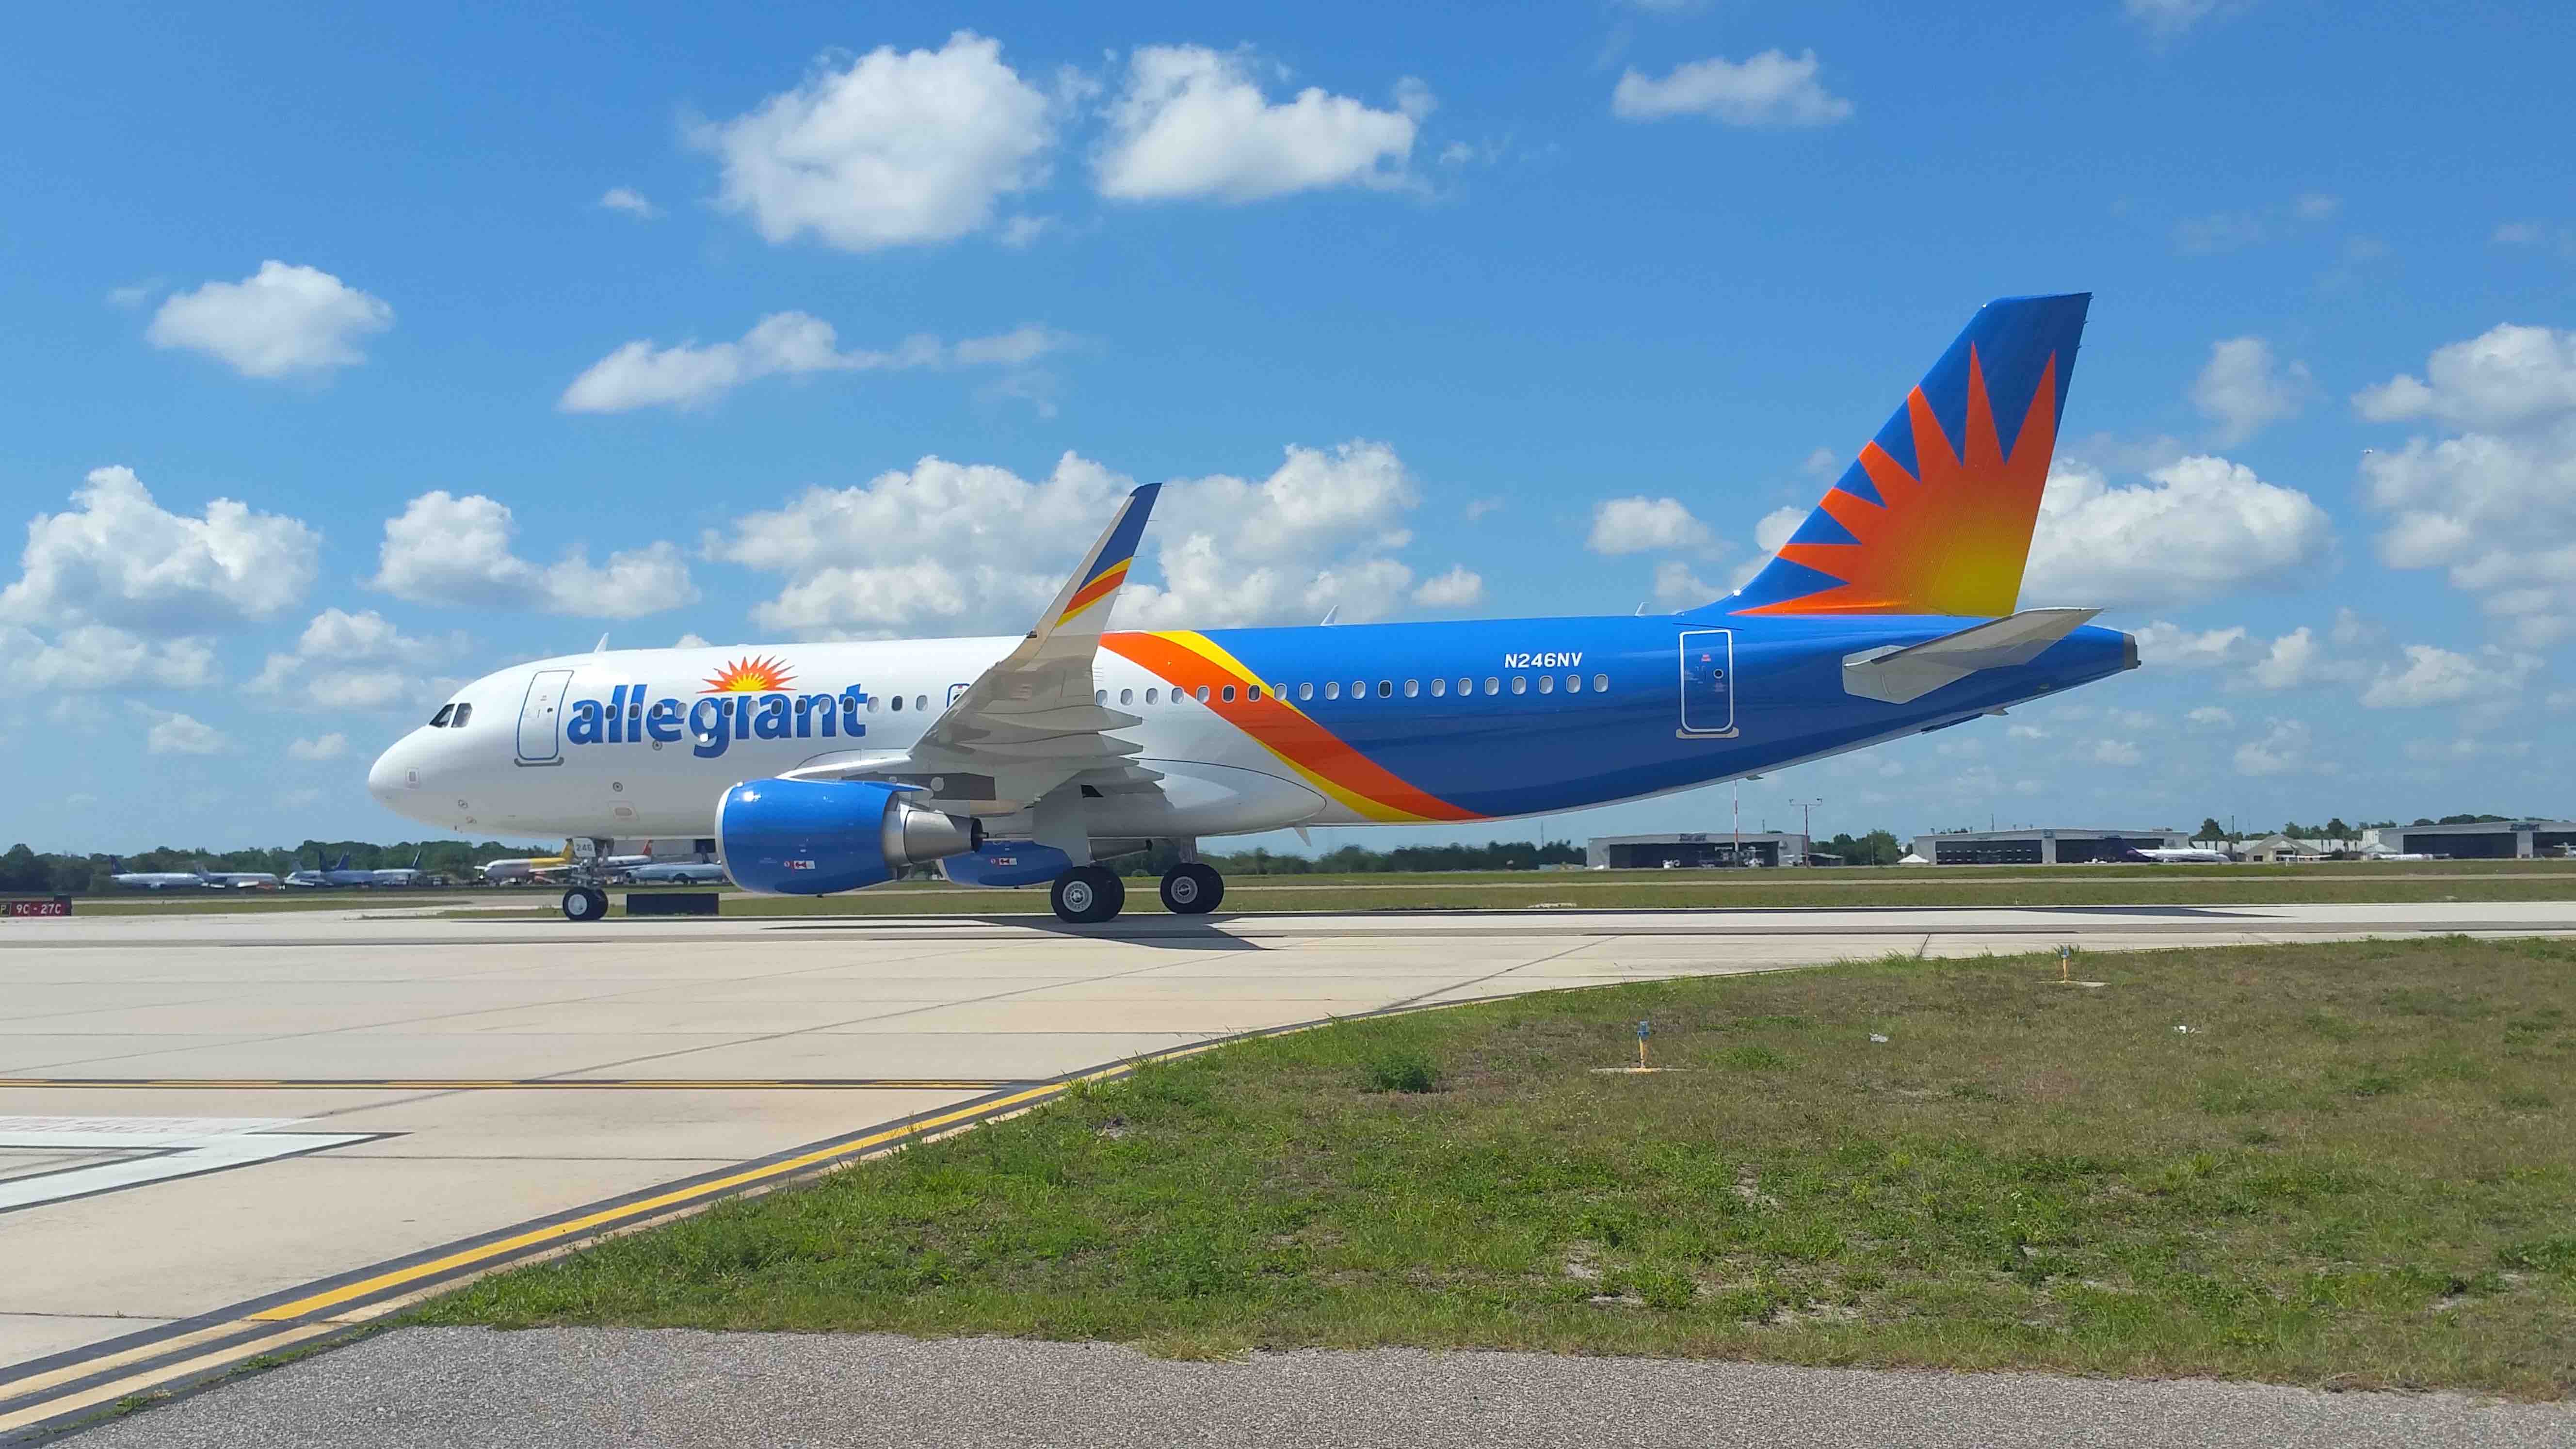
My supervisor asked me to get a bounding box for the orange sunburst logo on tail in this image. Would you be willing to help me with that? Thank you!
[1739,346,2060,617]
[701,655,795,693]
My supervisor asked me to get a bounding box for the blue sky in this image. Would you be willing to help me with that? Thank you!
[4,0,2572,852]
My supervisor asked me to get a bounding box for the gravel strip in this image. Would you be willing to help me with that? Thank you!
[64,1327,2576,1449]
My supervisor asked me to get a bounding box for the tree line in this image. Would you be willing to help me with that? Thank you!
[0,840,550,895]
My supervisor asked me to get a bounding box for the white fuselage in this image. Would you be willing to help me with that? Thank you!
[370,640,1346,842]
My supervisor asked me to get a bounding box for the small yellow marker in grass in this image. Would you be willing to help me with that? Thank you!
[2057,944,2108,988]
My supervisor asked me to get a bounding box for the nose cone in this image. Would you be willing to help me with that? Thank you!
[368,738,414,810]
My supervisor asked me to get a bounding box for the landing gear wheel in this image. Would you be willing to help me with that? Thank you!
[1050,865,1125,924]
[561,886,608,922]
[1159,863,1224,915]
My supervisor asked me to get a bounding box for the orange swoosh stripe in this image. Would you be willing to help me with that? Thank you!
[1102,631,1480,823]
[1058,561,1129,624]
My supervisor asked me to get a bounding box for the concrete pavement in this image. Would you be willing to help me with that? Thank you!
[3,900,2571,1438]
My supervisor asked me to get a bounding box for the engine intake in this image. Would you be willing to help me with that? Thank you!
[716,778,981,896]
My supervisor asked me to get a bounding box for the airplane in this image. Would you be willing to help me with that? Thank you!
[282,852,377,888]
[622,859,728,886]
[370,293,2141,925]
[367,848,429,888]
[480,854,572,884]
[106,858,219,891]
[199,868,282,890]
[2125,847,2233,865]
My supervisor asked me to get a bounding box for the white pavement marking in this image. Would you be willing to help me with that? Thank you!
[0,1116,375,1212]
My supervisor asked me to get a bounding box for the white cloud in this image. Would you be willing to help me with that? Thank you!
[2186,706,2235,727]
[2292,192,2341,221]
[1611,50,1852,126]
[288,732,349,761]
[2354,323,2576,431]
[139,708,225,756]
[558,313,1067,413]
[1587,496,1713,555]
[4,625,217,692]
[3,466,319,633]
[2173,212,2265,256]
[2190,337,2315,446]
[1095,46,1421,202]
[697,32,1052,251]
[674,632,711,649]
[145,261,392,379]
[249,607,466,711]
[2359,644,2536,708]
[2007,723,2047,740]
[2023,456,2333,607]
[2355,323,2576,645]
[1753,505,1805,554]
[1412,565,1483,609]
[1651,561,1717,611]
[2090,739,2142,767]
[1799,448,1839,479]
[599,187,660,218]
[372,493,695,618]
[710,442,1438,637]
[2131,620,2253,668]
[2234,718,2319,776]
[2125,0,2227,41]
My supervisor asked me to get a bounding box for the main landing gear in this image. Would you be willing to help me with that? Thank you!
[1159,862,1224,915]
[560,886,609,921]
[1049,865,1125,924]
[1046,860,1229,924]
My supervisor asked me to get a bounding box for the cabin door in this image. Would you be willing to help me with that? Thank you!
[1677,629,1736,737]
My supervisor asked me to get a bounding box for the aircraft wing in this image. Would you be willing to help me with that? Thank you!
[1842,608,2099,704]
[788,484,1163,813]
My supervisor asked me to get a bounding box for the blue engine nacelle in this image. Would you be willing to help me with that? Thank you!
[716,778,981,896]
[938,839,1075,888]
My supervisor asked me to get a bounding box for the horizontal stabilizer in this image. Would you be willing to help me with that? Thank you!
[1842,608,2098,704]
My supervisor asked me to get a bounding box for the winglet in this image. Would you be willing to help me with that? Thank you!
[1033,484,1160,644]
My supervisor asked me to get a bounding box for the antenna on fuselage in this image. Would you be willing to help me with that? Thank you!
[1318,607,1337,626]
[592,633,609,653]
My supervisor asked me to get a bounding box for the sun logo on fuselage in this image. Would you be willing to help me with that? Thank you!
[702,655,795,693]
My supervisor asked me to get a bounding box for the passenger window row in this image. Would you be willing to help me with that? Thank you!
[1091,674,1610,708]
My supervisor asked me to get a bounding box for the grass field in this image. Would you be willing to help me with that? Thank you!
[36,859,2576,917]
[419,936,2576,1397]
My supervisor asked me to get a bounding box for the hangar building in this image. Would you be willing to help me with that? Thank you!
[1909,827,2186,865]
[2374,820,2576,859]
[1587,832,1818,869]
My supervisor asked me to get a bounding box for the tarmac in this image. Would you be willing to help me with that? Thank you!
[4,899,2572,1440]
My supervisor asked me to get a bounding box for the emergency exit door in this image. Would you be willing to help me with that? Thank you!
[1677,629,1735,737]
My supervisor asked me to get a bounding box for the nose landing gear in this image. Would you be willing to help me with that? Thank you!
[1048,865,1126,924]
[1158,862,1224,915]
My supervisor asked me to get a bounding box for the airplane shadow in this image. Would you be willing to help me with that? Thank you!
[771,915,1267,950]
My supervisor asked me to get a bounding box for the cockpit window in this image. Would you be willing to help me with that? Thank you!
[450,703,472,728]
[430,705,456,727]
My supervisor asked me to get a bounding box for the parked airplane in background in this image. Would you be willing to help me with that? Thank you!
[622,860,728,886]
[107,858,215,891]
[2128,847,2232,864]
[480,854,572,884]
[371,294,2140,924]
[367,849,428,888]
[283,853,376,888]
[200,869,281,890]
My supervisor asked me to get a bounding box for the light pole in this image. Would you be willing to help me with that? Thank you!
[1790,798,1822,865]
